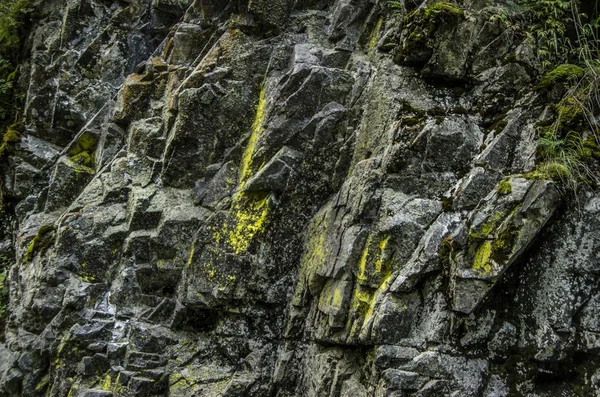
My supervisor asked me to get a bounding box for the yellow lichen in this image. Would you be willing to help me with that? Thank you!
[77,273,96,283]
[356,235,372,282]
[319,281,346,314]
[357,234,391,283]
[303,215,329,273]
[210,191,270,259]
[35,375,49,392]
[101,374,112,391]
[347,285,375,339]
[239,84,267,186]
[368,17,383,52]
[375,235,390,273]
[226,192,269,255]
[332,288,343,307]
[347,266,394,339]
[186,242,195,267]
[70,151,95,168]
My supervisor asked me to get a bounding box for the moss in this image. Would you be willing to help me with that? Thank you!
[0,123,22,158]
[400,116,425,127]
[3,123,21,142]
[68,132,97,170]
[404,1,464,26]
[473,241,492,274]
[68,131,96,156]
[491,222,521,263]
[423,2,464,19]
[399,2,463,64]
[469,211,503,239]
[24,239,36,262]
[24,224,56,262]
[399,102,426,127]
[0,270,6,326]
[70,151,94,168]
[427,106,446,116]
[535,64,585,91]
[582,135,600,160]
[556,96,584,129]
[441,196,454,212]
[496,179,512,195]
[545,161,572,180]
[522,169,546,180]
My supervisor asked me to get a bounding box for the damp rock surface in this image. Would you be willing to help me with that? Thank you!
[1,0,600,396]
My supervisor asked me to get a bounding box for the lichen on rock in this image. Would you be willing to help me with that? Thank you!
[1,0,600,396]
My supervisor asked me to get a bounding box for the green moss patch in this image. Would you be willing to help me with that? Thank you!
[422,2,464,19]
[397,2,464,65]
[24,225,56,262]
[68,132,97,169]
[535,64,585,91]
[0,122,22,158]
[496,179,512,195]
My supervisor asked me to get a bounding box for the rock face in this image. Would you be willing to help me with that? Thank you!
[0,0,599,396]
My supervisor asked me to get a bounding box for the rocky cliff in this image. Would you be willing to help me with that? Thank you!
[1,0,600,396]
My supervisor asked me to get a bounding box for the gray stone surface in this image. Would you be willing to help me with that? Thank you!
[0,0,599,396]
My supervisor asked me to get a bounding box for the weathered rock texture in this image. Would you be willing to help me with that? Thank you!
[1,0,599,396]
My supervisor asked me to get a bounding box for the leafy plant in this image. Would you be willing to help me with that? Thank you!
[522,1,600,191]
[536,63,600,189]
[525,0,574,70]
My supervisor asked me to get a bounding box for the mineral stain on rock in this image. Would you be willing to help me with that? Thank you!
[1,0,600,396]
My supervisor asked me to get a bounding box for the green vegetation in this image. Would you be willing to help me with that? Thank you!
[422,2,464,19]
[523,0,600,190]
[398,2,464,63]
[497,179,513,195]
[0,122,22,159]
[0,0,30,126]
[535,64,585,90]
[69,132,97,169]
[525,0,575,70]
[24,225,56,262]
[404,1,464,34]
[536,66,600,189]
